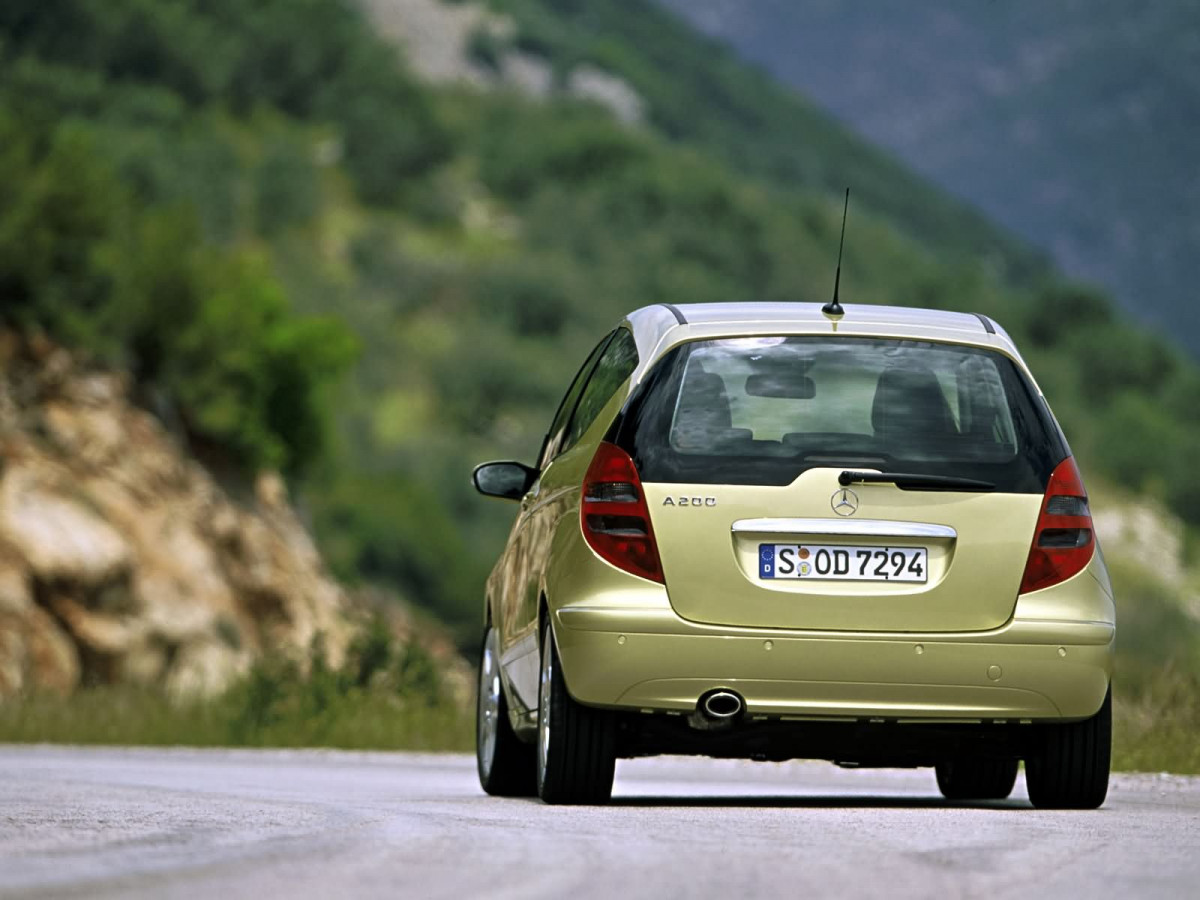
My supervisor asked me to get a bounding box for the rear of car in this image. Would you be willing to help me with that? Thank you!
[481,303,1114,808]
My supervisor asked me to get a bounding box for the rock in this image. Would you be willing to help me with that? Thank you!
[45,591,144,656]
[0,329,354,700]
[0,544,31,615]
[0,604,80,698]
[64,372,127,408]
[120,511,232,643]
[166,638,248,699]
[0,467,130,586]
[42,401,128,469]
[22,606,80,695]
[256,471,288,509]
[114,639,169,687]
[503,54,553,98]
[568,65,647,125]
[356,0,646,124]
[359,0,500,87]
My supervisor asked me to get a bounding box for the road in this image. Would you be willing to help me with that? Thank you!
[2,747,1198,899]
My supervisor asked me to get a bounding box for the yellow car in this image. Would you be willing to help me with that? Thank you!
[473,303,1113,808]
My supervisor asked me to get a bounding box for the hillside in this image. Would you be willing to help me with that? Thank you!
[0,0,1196,653]
[478,0,1052,288]
[659,0,1200,355]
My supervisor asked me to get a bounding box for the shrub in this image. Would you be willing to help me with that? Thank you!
[163,253,358,472]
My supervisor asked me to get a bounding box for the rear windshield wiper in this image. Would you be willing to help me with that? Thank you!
[839,471,996,492]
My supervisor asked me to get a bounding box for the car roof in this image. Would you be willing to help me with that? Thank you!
[623,301,1028,384]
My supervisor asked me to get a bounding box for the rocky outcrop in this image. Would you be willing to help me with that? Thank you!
[358,0,647,125]
[0,331,354,700]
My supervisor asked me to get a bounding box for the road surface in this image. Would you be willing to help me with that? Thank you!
[2,746,1198,898]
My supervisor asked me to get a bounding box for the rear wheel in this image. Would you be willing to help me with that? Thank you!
[476,626,536,797]
[536,622,616,805]
[1025,688,1111,810]
[935,758,1019,801]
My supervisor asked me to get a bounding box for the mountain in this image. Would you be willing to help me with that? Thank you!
[658,0,1200,355]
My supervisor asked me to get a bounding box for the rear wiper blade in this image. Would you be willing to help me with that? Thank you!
[838,471,996,492]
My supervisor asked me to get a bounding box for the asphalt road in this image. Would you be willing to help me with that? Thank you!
[2,747,1198,899]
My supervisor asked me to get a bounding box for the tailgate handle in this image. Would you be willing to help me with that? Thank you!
[731,518,956,539]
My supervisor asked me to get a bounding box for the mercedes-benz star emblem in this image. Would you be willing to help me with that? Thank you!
[831,488,859,517]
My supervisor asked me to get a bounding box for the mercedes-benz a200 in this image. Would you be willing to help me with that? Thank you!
[473,303,1114,808]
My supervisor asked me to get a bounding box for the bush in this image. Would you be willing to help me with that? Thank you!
[477,100,649,200]
[1096,393,1181,493]
[1069,326,1179,406]
[473,255,578,336]
[164,253,358,472]
[0,15,362,478]
[254,135,322,235]
[1026,282,1115,347]
[0,116,127,349]
[224,628,453,745]
[311,473,482,636]
[0,0,451,204]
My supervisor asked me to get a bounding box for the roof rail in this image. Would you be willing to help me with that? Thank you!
[660,303,687,325]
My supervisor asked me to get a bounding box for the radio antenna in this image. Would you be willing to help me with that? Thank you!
[822,187,850,318]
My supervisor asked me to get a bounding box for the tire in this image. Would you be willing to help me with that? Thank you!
[536,622,616,805]
[476,626,536,797]
[936,758,1019,801]
[1025,687,1112,810]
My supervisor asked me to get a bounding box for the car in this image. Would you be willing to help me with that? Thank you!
[472,302,1114,808]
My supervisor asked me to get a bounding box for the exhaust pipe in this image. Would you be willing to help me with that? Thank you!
[703,691,744,719]
[689,690,745,731]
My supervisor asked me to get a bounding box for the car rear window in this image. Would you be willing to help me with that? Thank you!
[609,337,1067,492]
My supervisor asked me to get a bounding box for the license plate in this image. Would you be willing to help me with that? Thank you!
[759,544,927,582]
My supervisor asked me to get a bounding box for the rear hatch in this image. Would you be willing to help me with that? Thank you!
[612,335,1065,633]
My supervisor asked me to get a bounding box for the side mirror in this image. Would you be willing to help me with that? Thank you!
[472,461,539,501]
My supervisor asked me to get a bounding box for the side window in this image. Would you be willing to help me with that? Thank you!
[562,329,639,453]
[539,332,614,469]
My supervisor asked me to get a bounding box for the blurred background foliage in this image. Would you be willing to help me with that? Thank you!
[1,0,1199,765]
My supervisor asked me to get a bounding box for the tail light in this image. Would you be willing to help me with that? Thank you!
[581,442,664,583]
[1019,456,1095,594]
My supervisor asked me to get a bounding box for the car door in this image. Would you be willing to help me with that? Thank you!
[497,331,615,713]
[519,327,642,633]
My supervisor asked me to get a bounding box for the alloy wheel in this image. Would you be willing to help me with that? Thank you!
[476,629,501,778]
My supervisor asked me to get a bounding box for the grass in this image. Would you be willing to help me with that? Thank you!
[0,686,472,751]
[1113,667,1200,774]
[5,679,1191,773]
[0,622,474,752]
[1108,558,1200,774]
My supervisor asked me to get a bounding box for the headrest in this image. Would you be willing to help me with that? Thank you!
[673,369,735,448]
[871,366,956,438]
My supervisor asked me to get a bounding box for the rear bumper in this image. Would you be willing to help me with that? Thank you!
[553,606,1113,722]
